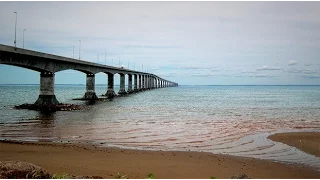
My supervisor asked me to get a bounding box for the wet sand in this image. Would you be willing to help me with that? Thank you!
[268,132,320,157]
[1,140,319,179]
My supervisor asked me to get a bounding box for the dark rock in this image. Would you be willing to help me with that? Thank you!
[0,161,51,179]
[231,174,250,179]
[72,175,103,179]
[15,103,83,112]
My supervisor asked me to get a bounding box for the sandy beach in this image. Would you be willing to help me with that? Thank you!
[268,132,320,157]
[1,135,320,179]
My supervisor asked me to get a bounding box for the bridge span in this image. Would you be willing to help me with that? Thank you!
[0,44,178,105]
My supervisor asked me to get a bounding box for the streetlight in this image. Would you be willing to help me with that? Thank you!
[23,29,26,49]
[73,46,74,59]
[79,40,81,60]
[105,50,106,65]
[14,12,17,48]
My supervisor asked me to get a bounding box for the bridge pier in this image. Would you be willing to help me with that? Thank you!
[83,73,98,100]
[141,75,145,91]
[149,76,151,89]
[148,76,151,90]
[151,77,155,89]
[106,73,116,99]
[34,72,59,105]
[138,74,142,91]
[118,73,127,95]
[145,75,148,90]
[127,74,133,93]
[133,74,138,92]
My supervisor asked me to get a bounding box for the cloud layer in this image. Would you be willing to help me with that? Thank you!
[0,2,320,85]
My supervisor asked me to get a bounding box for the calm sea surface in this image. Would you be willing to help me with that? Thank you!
[0,85,320,168]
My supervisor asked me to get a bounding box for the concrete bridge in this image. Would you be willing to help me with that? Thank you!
[0,44,178,105]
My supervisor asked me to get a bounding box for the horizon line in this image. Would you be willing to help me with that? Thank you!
[0,84,319,86]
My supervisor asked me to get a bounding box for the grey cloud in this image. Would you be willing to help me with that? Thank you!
[234,74,276,78]
[240,70,257,74]
[301,74,320,79]
[176,65,219,71]
[288,60,298,66]
[286,68,317,75]
[124,44,180,49]
[256,66,283,71]
[247,74,276,78]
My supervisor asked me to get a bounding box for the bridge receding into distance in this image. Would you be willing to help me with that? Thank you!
[0,44,178,105]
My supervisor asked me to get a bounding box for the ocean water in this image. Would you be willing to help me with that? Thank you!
[0,85,320,168]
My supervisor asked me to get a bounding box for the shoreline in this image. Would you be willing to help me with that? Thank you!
[1,137,320,179]
[268,132,320,158]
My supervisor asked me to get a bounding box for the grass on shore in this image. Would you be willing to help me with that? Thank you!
[52,173,71,179]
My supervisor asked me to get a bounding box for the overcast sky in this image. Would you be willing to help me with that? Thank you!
[0,1,320,85]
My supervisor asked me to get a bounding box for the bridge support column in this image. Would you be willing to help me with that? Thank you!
[147,75,149,89]
[138,75,142,91]
[106,73,116,99]
[152,77,155,89]
[127,74,133,93]
[134,74,138,92]
[142,75,145,90]
[118,73,127,95]
[148,76,151,90]
[150,76,153,89]
[83,73,98,100]
[34,72,59,105]
[145,75,148,90]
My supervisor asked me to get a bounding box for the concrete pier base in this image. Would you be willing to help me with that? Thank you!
[118,91,127,95]
[83,73,98,100]
[106,73,116,99]
[106,90,116,99]
[34,72,59,105]
[133,74,138,92]
[127,74,134,93]
[83,92,98,100]
[141,75,145,91]
[35,95,59,105]
[138,74,143,91]
[118,73,127,96]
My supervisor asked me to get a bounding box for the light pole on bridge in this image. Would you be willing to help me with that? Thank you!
[23,29,26,49]
[79,40,81,60]
[14,12,17,49]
